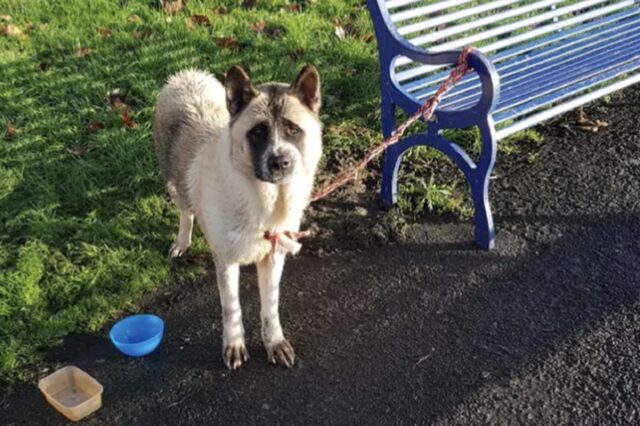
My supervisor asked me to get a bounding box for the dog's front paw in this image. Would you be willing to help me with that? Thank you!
[223,341,249,370]
[169,240,190,258]
[266,339,295,367]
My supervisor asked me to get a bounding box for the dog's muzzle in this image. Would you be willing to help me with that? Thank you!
[255,152,295,184]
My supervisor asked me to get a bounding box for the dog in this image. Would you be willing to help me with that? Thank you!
[153,65,322,369]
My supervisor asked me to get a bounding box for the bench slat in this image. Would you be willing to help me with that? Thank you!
[400,8,640,95]
[409,0,613,47]
[435,21,640,107]
[388,8,640,137]
[395,1,634,75]
[385,0,424,10]
[495,72,640,139]
[390,0,473,22]
[494,55,640,123]
[396,0,522,34]
[398,0,564,37]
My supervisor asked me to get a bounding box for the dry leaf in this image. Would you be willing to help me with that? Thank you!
[241,0,256,9]
[289,47,304,60]
[120,111,137,128]
[264,25,282,39]
[162,0,184,14]
[1,24,23,37]
[249,19,266,33]
[126,14,143,24]
[97,27,112,37]
[4,123,16,140]
[184,17,193,29]
[0,15,12,22]
[88,122,105,132]
[75,42,92,58]
[39,59,53,71]
[334,25,346,41]
[284,3,301,12]
[191,14,210,26]
[361,33,373,43]
[213,6,228,15]
[68,144,87,156]
[108,89,128,112]
[133,28,153,39]
[574,107,608,132]
[214,35,238,51]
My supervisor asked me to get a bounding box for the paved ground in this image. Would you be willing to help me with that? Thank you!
[2,86,640,424]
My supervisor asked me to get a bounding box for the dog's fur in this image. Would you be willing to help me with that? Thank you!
[153,66,322,369]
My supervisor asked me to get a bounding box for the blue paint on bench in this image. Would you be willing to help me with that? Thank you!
[367,0,640,249]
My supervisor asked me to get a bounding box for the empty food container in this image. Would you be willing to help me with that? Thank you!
[38,366,103,421]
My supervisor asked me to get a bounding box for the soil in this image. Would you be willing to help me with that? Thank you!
[2,86,640,425]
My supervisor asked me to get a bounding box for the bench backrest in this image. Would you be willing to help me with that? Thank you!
[372,0,640,72]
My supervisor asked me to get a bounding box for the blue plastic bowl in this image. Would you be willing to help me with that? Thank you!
[109,314,164,357]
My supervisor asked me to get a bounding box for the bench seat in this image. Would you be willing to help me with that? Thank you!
[396,8,640,139]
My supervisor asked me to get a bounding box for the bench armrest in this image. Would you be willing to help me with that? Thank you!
[388,41,500,120]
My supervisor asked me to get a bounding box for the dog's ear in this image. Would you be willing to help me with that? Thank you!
[290,65,321,114]
[225,66,259,117]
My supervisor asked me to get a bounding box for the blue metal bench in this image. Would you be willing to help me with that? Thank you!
[367,0,640,249]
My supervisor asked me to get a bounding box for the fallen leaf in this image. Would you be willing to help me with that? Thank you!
[361,33,373,43]
[191,14,210,26]
[75,42,92,58]
[97,26,112,37]
[39,59,53,71]
[108,89,128,112]
[68,144,87,156]
[1,24,23,37]
[289,47,304,60]
[4,123,16,140]
[284,3,301,12]
[133,28,153,39]
[120,111,137,128]
[334,24,346,41]
[213,6,228,15]
[126,14,143,24]
[574,107,608,132]
[184,17,193,29]
[162,0,184,14]
[241,0,256,9]
[88,122,105,132]
[249,19,266,33]
[1,15,12,22]
[214,35,238,51]
[264,25,282,39]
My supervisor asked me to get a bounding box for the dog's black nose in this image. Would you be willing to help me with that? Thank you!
[268,155,291,172]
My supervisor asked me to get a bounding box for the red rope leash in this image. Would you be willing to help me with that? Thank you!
[266,47,475,253]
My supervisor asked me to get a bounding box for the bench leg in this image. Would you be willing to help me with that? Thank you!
[379,115,497,249]
[380,99,398,209]
[469,120,497,250]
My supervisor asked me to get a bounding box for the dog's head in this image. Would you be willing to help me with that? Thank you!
[225,65,322,185]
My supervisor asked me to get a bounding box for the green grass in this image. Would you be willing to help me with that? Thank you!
[0,0,539,384]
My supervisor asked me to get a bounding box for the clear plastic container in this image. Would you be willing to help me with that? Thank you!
[38,366,103,422]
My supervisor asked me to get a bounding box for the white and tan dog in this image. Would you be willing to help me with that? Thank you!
[153,65,322,369]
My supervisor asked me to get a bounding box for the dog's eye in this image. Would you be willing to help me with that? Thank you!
[283,121,302,137]
[248,123,268,140]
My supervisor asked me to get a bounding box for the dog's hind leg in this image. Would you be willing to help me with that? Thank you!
[169,209,194,258]
[257,253,295,367]
[166,182,194,258]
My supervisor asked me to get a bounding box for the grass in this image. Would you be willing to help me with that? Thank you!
[0,0,538,384]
